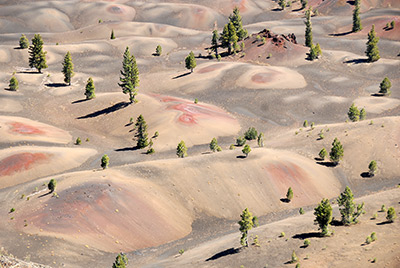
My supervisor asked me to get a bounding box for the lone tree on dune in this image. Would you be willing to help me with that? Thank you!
[242,144,251,157]
[337,186,365,225]
[319,148,327,160]
[238,208,258,247]
[257,132,264,147]
[359,108,366,120]
[19,34,29,49]
[348,103,360,122]
[352,0,362,32]
[286,187,294,202]
[314,198,332,236]
[135,114,149,149]
[28,34,47,73]
[368,160,377,176]
[101,154,109,169]
[386,207,396,222]
[9,76,19,91]
[62,51,74,85]
[155,45,162,56]
[330,137,344,165]
[110,29,115,40]
[119,47,139,103]
[365,25,380,62]
[48,179,57,193]
[112,253,128,268]
[210,137,221,152]
[176,140,187,158]
[185,51,197,73]
[84,77,96,100]
[229,7,247,41]
[379,77,391,95]
[211,30,219,56]
[304,8,313,48]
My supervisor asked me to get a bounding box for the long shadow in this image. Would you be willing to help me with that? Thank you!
[77,102,130,119]
[172,72,191,79]
[205,247,241,261]
[45,83,67,88]
[314,157,324,161]
[3,87,16,92]
[236,155,247,159]
[371,93,384,97]
[343,58,369,64]
[292,8,303,12]
[115,146,139,152]
[38,191,52,198]
[17,71,39,74]
[360,172,372,178]
[316,161,337,167]
[347,0,355,5]
[329,31,353,37]
[376,221,392,226]
[271,8,282,11]
[280,198,290,203]
[292,232,322,240]
[331,219,343,226]
[72,99,89,104]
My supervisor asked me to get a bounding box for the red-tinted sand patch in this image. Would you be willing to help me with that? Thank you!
[197,63,225,74]
[152,94,236,125]
[252,72,277,83]
[8,122,45,135]
[0,153,49,177]
[231,0,248,12]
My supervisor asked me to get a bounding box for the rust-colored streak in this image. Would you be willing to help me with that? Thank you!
[197,64,224,74]
[0,153,49,176]
[8,122,45,135]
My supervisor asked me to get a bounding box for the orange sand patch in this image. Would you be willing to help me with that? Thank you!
[8,122,45,135]
[0,153,49,177]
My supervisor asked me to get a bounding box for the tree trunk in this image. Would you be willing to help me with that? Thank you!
[191,68,193,73]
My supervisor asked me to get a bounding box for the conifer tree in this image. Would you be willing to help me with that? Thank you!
[314,198,332,236]
[352,0,362,32]
[304,8,313,48]
[210,138,218,152]
[19,34,29,49]
[112,253,128,268]
[329,137,344,165]
[301,0,308,9]
[84,77,96,100]
[101,154,109,169]
[242,144,251,157]
[111,29,116,40]
[379,77,391,95]
[279,0,286,10]
[229,7,247,40]
[368,160,377,176]
[337,186,365,225]
[365,25,380,62]
[62,51,74,85]
[176,140,188,158]
[48,179,57,193]
[155,45,162,56]
[319,148,327,160]
[185,51,197,73]
[359,108,366,120]
[286,187,294,202]
[135,114,149,149]
[348,103,360,122]
[9,76,19,91]
[386,207,396,222]
[221,22,238,54]
[238,208,258,247]
[211,30,220,56]
[257,132,264,147]
[119,47,139,103]
[28,34,47,73]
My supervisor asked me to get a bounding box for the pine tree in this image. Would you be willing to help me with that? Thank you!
[185,51,197,73]
[229,7,247,40]
[386,207,396,222]
[348,103,360,122]
[301,0,308,9]
[315,43,322,57]
[286,187,294,202]
[314,198,332,236]
[84,77,96,100]
[119,47,139,103]
[359,108,366,120]
[379,77,391,95]
[244,127,258,140]
[19,34,29,49]
[62,51,74,85]
[291,250,298,263]
[112,253,128,268]
[101,154,109,169]
[368,160,377,176]
[279,0,286,10]
[9,76,19,91]
[365,25,380,62]
[242,144,251,157]
[210,138,219,152]
[48,179,57,193]
[337,186,365,225]
[221,22,238,54]
[176,140,187,158]
[28,34,47,73]
[308,44,318,60]
[135,114,149,149]
[319,148,327,160]
[304,8,313,48]
[110,29,116,39]
[211,30,219,56]
[238,208,258,247]
[155,45,162,56]
[352,0,362,32]
[330,137,344,165]
[257,132,264,147]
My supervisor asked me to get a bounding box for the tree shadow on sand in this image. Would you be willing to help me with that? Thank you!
[172,72,191,79]
[360,172,373,178]
[115,146,139,152]
[71,99,90,104]
[376,221,392,226]
[343,58,369,64]
[236,155,247,159]
[77,102,130,119]
[38,191,52,198]
[45,83,68,88]
[316,161,337,167]
[205,247,241,261]
[329,30,353,37]
[292,232,322,240]
[280,198,290,203]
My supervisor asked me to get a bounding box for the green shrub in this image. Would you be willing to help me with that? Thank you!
[299,207,305,215]
[279,232,285,237]
[244,127,258,140]
[370,232,377,241]
[10,208,15,213]
[366,236,372,244]
[75,137,81,145]
[304,239,310,247]
[236,136,246,146]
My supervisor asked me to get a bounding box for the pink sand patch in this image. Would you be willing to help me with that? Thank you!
[197,64,225,74]
[8,122,45,135]
[252,72,276,83]
[0,153,49,177]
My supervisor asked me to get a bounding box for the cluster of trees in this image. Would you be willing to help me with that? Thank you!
[348,103,366,122]
[304,8,322,61]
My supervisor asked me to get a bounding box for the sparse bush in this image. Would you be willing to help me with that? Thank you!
[371,213,377,219]
[280,232,285,237]
[311,122,315,129]
[101,154,109,169]
[75,137,81,145]
[10,208,15,213]
[48,179,57,193]
[386,207,396,222]
[304,239,310,247]
[370,232,377,241]
[319,148,327,160]
[372,258,377,263]
[253,235,260,247]
[359,108,366,120]
[295,263,300,268]
[244,127,258,140]
[257,132,264,147]
[286,187,293,202]
[155,45,162,56]
[390,20,395,29]
[242,144,251,157]
[98,19,102,23]
[236,136,246,146]
[176,140,187,158]
[379,77,391,95]
[112,253,128,268]
[178,249,185,255]
[291,250,298,263]
[9,76,19,91]
[318,132,324,140]
[380,204,386,212]
[366,236,372,244]
[194,98,198,104]
[146,148,155,154]
[299,208,305,215]
[368,160,377,176]
[229,144,235,150]
[303,120,308,128]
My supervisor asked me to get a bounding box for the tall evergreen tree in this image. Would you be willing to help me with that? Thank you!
[238,208,258,247]
[365,25,380,62]
[330,138,344,165]
[211,30,220,56]
[221,22,238,54]
[337,186,365,225]
[229,7,247,40]
[286,187,294,202]
[185,51,197,73]
[119,47,139,103]
[352,0,362,32]
[48,179,57,193]
[84,77,96,100]
[348,103,360,122]
[304,8,313,48]
[62,51,74,85]
[135,114,149,149]
[314,198,332,236]
[379,77,391,95]
[19,34,29,49]
[112,253,128,268]
[176,140,188,158]
[210,137,219,152]
[257,132,264,147]
[110,29,116,40]
[28,34,47,73]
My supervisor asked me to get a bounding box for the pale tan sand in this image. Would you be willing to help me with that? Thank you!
[354,96,400,114]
